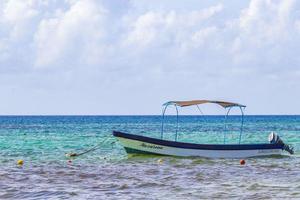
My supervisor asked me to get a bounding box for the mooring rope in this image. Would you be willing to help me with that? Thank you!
[65,138,115,157]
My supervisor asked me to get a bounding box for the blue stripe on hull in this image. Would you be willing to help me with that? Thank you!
[113,131,284,151]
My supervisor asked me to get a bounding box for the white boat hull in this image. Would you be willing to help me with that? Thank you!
[113,131,284,158]
[117,137,283,158]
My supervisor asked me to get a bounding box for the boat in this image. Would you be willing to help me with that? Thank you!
[113,100,294,158]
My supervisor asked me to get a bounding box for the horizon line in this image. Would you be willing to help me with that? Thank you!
[0,114,300,116]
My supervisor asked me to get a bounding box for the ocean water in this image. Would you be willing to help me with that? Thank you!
[0,115,299,199]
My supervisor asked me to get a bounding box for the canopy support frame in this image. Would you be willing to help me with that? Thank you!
[161,100,246,144]
[161,104,179,141]
[224,106,245,144]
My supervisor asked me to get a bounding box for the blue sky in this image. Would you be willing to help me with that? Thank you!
[0,0,299,115]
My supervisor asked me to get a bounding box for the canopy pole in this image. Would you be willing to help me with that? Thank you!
[161,105,168,139]
[161,104,179,141]
[238,107,245,144]
[224,107,232,144]
[196,105,204,115]
[175,105,179,141]
[196,105,206,133]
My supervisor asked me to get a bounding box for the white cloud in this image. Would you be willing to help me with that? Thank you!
[230,0,300,70]
[0,0,40,70]
[124,4,223,48]
[34,0,108,68]
[238,0,295,45]
[0,0,300,114]
[2,0,39,32]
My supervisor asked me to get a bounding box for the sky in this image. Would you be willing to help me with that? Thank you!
[0,0,300,115]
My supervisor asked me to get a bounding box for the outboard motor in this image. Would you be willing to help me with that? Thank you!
[269,132,294,155]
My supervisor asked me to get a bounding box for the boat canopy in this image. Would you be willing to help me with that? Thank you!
[161,99,246,144]
[163,100,246,108]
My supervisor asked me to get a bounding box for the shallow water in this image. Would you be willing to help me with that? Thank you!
[0,116,299,199]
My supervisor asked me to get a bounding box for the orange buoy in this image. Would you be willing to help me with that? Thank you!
[240,159,246,165]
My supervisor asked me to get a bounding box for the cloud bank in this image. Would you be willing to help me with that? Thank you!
[0,0,299,114]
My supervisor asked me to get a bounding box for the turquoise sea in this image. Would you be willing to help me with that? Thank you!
[0,115,300,199]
